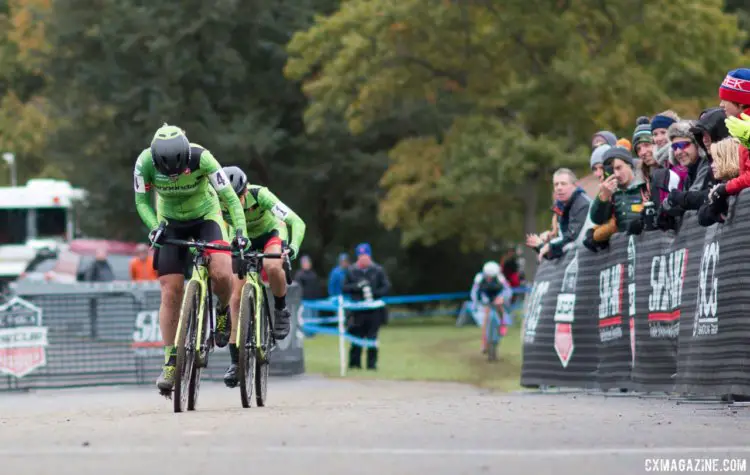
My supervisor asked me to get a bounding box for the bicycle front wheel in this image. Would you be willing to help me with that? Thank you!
[175,280,200,413]
[255,295,272,407]
[237,283,257,408]
[486,311,498,362]
[188,288,209,411]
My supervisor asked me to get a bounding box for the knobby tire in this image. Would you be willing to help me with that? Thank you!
[255,295,271,407]
[237,283,257,408]
[174,280,200,413]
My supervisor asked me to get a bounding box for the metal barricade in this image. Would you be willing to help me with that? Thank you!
[0,281,304,391]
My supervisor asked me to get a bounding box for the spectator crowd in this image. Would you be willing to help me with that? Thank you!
[525,67,750,258]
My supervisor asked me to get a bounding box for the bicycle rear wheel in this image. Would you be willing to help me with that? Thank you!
[237,283,257,408]
[174,280,200,413]
[255,296,272,407]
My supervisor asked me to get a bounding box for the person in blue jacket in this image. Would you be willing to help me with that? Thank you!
[328,253,350,297]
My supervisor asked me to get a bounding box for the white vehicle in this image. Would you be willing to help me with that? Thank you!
[0,179,86,280]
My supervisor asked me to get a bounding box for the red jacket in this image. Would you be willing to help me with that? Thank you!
[725,144,750,195]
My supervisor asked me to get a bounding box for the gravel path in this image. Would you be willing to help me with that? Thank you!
[1,376,749,475]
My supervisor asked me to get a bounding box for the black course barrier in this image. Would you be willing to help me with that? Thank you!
[0,281,304,391]
[521,189,750,397]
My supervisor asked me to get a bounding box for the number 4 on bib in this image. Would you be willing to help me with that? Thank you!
[210,170,230,190]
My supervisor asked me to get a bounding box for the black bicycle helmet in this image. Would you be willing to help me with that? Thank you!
[222,166,248,195]
[150,123,191,177]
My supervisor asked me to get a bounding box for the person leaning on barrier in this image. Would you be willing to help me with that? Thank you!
[589,146,648,239]
[707,112,750,212]
[630,121,700,234]
[705,69,750,209]
[699,138,741,226]
[663,108,730,215]
[536,169,591,260]
[341,243,391,370]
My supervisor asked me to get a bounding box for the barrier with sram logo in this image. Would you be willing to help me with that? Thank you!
[521,189,750,396]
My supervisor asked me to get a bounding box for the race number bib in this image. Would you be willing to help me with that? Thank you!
[209,169,230,190]
[272,202,290,220]
[133,172,146,193]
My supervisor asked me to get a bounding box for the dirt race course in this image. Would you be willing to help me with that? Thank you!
[1,375,750,475]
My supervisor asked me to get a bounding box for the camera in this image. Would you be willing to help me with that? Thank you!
[603,164,614,178]
[642,201,657,231]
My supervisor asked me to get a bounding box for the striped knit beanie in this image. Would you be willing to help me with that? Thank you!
[632,116,652,151]
[719,68,750,106]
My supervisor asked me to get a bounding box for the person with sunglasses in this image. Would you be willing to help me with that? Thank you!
[665,121,709,194]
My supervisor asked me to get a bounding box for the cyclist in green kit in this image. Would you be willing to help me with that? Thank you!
[218,166,306,387]
[133,124,248,393]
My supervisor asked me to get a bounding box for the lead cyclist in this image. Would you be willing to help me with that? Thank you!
[218,166,306,388]
[133,124,249,393]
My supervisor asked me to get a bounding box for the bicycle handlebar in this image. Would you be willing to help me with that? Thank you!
[150,222,290,281]
[160,238,285,259]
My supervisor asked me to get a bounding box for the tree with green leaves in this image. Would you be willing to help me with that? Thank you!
[725,0,750,50]
[0,0,60,184]
[286,0,745,275]
[38,0,485,293]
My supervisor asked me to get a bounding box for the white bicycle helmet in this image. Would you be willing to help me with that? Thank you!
[222,166,247,195]
[482,261,501,277]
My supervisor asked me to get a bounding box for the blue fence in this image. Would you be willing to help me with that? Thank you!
[300,288,530,376]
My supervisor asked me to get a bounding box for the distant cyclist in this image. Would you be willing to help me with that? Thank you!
[471,261,513,353]
[219,166,306,388]
[133,124,248,393]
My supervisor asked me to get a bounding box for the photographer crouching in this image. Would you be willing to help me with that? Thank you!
[341,243,392,370]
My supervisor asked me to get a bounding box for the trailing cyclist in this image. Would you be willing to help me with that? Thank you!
[470,261,513,353]
[133,124,249,393]
[219,166,306,388]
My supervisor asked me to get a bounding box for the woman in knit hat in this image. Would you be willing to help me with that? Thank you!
[632,116,672,209]
[589,144,611,181]
[718,68,750,118]
[591,130,617,150]
[651,110,680,167]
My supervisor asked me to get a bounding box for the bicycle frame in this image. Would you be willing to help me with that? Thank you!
[236,252,283,359]
[176,251,214,364]
[236,259,265,355]
[486,306,501,344]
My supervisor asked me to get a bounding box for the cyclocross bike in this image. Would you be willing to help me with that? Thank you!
[151,224,238,413]
[481,303,508,362]
[233,249,291,408]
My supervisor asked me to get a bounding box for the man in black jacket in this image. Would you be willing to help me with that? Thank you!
[538,168,591,260]
[342,243,391,370]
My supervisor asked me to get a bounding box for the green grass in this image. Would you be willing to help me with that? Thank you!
[302,315,523,392]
